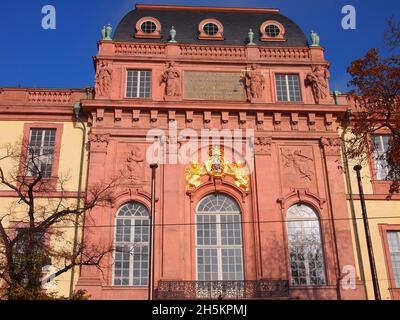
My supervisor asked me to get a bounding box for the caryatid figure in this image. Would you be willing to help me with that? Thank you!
[94,61,113,98]
[306,65,330,104]
[160,61,181,98]
[243,64,265,101]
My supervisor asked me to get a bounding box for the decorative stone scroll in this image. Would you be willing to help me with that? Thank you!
[254,137,272,155]
[89,133,110,153]
[321,137,342,156]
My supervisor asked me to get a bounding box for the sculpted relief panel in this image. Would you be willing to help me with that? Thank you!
[118,144,150,186]
[279,146,318,192]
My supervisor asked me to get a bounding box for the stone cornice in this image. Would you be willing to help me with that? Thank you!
[81,99,348,114]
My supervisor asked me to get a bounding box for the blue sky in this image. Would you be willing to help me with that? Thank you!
[0,0,398,92]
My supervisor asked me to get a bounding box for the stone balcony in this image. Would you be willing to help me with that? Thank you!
[155,280,290,300]
[98,41,325,64]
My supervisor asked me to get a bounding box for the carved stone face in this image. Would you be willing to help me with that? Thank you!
[314,65,323,72]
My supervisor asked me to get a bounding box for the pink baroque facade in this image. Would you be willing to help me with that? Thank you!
[71,4,365,300]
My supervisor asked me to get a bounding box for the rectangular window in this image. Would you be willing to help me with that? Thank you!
[114,218,149,287]
[13,228,50,285]
[26,129,56,177]
[126,70,152,98]
[275,74,302,102]
[387,231,400,288]
[196,214,243,282]
[373,135,391,180]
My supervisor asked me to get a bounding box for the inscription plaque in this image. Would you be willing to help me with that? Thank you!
[184,71,245,101]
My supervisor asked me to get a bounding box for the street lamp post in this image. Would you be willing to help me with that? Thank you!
[148,163,158,300]
[353,165,381,300]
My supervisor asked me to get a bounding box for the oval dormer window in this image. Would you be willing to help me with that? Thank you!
[141,20,157,34]
[260,20,286,42]
[135,17,161,39]
[265,24,281,37]
[198,19,224,40]
[203,23,219,36]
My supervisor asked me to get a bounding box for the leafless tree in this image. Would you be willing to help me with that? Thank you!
[0,139,118,299]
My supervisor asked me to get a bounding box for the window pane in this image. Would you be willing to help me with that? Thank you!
[287,204,326,286]
[196,194,244,285]
[276,74,302,102]
[114,202,149,287]
[373,135,391,180]
[27,129,56,177]
[197,248,218,281]
[388,232,400,288]
[221,248,243,280]
[126,70,152,98]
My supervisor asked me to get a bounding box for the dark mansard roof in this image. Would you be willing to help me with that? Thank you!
[113,4,309,47]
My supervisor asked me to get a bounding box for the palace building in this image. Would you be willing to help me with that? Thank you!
[0,4,399,300]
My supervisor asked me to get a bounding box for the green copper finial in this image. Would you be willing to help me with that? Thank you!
[247,28,256,46]
[104,23,113,41]
[333,89,342,105]
[169,26,177,43]
[310,30,320,46]
[101,26,106,40]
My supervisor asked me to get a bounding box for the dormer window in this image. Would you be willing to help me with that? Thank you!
[141,21,156,34]
[265,24,280,37]
[203,23,219,36]
[135,17,161,39]
[260,20,286,42]
[198,19,224,40]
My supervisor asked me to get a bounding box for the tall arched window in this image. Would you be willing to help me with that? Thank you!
[286,204,326,286]
[196,193,244,281]
[113,202,149,286]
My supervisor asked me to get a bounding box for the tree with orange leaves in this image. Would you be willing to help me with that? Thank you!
[345,18,400,194]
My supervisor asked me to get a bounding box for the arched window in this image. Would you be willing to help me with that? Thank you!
[286,204,326,286]
[196,193,244,281]
[113,202,149,286]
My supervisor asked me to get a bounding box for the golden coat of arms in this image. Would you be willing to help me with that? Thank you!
[185,146,250,192]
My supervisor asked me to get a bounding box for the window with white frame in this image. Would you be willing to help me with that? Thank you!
[26,128,56,177]
[196,193,244,281]
[275,74,302,102]
[113,202,149,286]
[13,228,50,286]
[126,70,152,98]
[387,231,400,288]
[286,204,326,286]
[372,135,391,180]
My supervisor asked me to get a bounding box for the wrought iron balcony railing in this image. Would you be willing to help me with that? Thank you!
[156,280,289,299]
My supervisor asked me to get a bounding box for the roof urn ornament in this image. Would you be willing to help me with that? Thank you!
[310,30,320,46]
[101,26,106,40]
[103,23,113,41]
[247,28,256,46]
[169,26,177,43]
